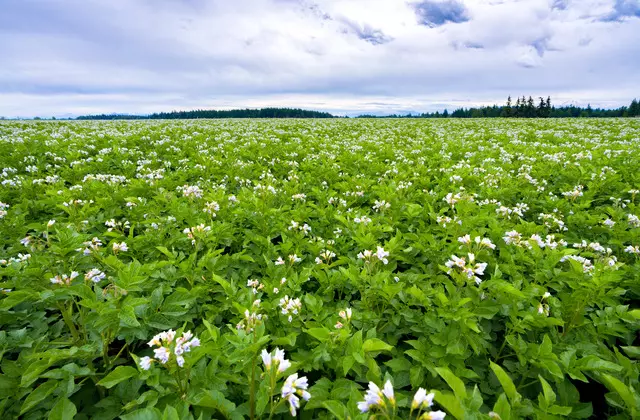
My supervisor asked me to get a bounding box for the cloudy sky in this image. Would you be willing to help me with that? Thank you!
[1,0,639,117]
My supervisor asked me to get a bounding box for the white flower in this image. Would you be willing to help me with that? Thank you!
[475,236,496,250]
[85,268,106,283]
[261,349,272,369]
[282,373,311,415]
[458,234,471,245]
[358,382,383,413]
[263,348,291,373]
[139,356,153,370]
[339,307,352,321]
[47,220,56,228]
[375,246,389,264]
[412,388,435,409]
[154,347,170,364]
[382,380,394,402]
[113,242,128,252]
[424,411,447,419]
[624,245,640,254]
[602,219,615,228]
[176,355,185,367]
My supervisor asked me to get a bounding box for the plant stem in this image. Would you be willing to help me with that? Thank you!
[250,333,257,420]
[58,302,80,342]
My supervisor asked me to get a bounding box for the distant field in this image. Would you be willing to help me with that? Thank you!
[1,119,639,419]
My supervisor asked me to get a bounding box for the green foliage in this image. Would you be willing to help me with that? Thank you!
[0,118,639,419]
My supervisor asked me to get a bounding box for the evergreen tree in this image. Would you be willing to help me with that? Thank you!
[537,97,546,118]
[630,99,639,117]
[527,96,535,118]
[503,96,513,117]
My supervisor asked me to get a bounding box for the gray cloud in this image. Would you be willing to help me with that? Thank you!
[0,0,639,117]
[551,0,569,11]
[600,0,640,22]
[338,18,394,45]
[410,0,470,27]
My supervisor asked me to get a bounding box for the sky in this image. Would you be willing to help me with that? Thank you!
[0,0,639,117]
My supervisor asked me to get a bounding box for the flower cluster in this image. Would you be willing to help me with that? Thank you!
[183,224,211,245]
[139,330,200,370]
[537,291,552,316]
[281,373,311,416]
[372,200,390,212]
[412,388,446,420]
[247,278,265,294]
[358,247,389,265]
[445,253,488,285]
[624,245,640,255]
[85,268,106,283]
[562,184,584,200]
[50,271,79,286]
[335,307,352,329]
[496,203,528,219]
[203,201,220,216]
[275,254,302,265]
[112,242,128,253]
[458,234,496,251]
[261,348,312,416]
[560,255,594,274]
[315,249,336,265]
[236,308,264,332]
[180,184,203,198]
[354,215,372,224]
[0,202,8,219]
[279,295,302,322]
[358,381,394,413]
[79,237,102,255]
[288,220,312,235]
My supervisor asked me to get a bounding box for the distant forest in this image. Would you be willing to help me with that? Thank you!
[76,107,333,120]
[358,96,640,118]
[6,97,638,120]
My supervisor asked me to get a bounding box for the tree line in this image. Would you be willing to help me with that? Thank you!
[4,98,639,120]
[361,96,640,119]
[76,107,333,120]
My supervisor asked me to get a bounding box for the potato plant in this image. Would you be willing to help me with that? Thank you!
[0,118,639,419]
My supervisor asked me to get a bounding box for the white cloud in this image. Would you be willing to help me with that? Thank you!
[0,0,638,117]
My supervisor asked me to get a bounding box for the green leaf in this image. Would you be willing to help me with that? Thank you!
[621,346,640,359]
[49,398,77,420]
[493,393,511,420]
[97,366,138,388]
[602,374,636,413]
[363,338,392,353]
[162,406,180,420]
[548,405,573,415]
[306,327,331,342]
[156,246,174,259]
[322,400,347,420]
[20,359,52,387]
[193,390,237,417]
[538,375,556,406]
[435,391,465,420]
[436,367,467,400]
[490,361,519,403]
[20,380,58,415]
[119,305,141,327]
[120,407,162,420]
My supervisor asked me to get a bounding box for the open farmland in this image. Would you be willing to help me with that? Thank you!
[1,118,640,419]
